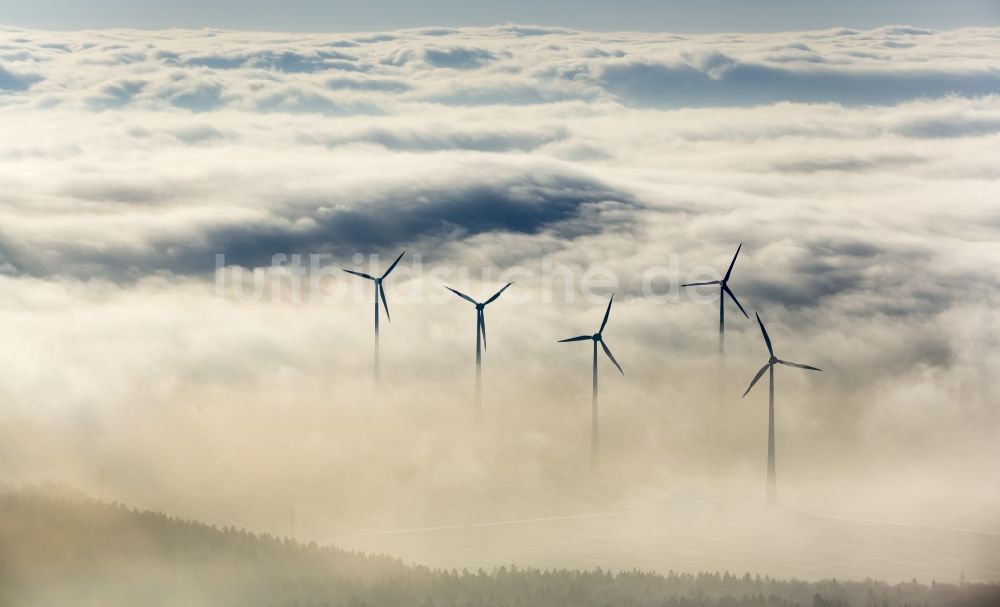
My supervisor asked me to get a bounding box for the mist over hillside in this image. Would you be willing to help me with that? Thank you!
[2,487,998,607]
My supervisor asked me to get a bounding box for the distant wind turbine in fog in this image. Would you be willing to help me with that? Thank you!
[343,251,405,383]
[682,244,749,352]
[559,294,624,473]
[742,312,821,507]
[445,282,513,422]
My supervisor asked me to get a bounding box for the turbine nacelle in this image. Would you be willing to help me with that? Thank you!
[342,250,406,324]
[444,282,514,353]
[680,243,750,322]
[558,294,624,376]
[743,312,821,398]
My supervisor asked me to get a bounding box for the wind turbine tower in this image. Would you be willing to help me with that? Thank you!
[559,294,624,472]
[682,244,749,353]
[343,251,405,383]
[445,282,513,421]
[742,312,821,506]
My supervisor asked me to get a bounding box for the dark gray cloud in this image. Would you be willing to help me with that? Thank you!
[169,83,225,112]
[737,237,968,321]
[8,170,630,278]
[126,124,226,144]
[582,48,626,59]
[895,115,1000,138]
[253,87,382,116]
[325,77,410,92]
[422,85,552,106]
[59,178,170,204]
[412,28,459,37]
[770,153,923,173]
[600,57,1000,107]
[322,40,360,48]
[85,79,147,110]
[185,172,630,272]
[82,50,146,65]
[169,125,226,144]
[317,126,567,152]
[353,34,397,44]
[185,50,360,73]
[497,25,574,37]
[0,64,41,90]
[0,233,31,276]
[876,26,936,36]
[422,46,497,69]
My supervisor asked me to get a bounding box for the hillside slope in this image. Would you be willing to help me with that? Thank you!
[1,488,997,607]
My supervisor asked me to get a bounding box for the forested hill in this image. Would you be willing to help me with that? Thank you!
[1,488,996,607]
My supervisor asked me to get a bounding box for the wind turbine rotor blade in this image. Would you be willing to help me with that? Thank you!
[755,312,774,356]
[479,309,487,350]
[445,286,477,305]
[724,243,742,282]
[559,335,592,343]
[600,339,624,375]
[681,280,720,287]
[723,284,750,319]
[379,283,390,322]
[742,363,770,398]
[599,294,614,333]
[380,251,406,279]
[484,282,513,305]
[342,269,376,281]
[778,360,822,372]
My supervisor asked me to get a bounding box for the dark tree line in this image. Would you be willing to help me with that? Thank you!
[1,489,996,607]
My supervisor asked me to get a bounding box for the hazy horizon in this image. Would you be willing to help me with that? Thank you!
[5,1,1000,33]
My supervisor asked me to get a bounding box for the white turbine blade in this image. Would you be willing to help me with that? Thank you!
[742,363,770,398]
[445,286,477,305]
[600,339,624,375]
[342,268,376,281]
[778,359,821,372]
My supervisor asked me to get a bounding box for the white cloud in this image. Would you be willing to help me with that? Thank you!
[0,22,999,579]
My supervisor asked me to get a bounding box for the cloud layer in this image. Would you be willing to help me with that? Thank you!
[1,23,999,581]
[2,24,1000,277]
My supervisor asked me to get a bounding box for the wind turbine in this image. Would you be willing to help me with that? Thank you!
[444,282,513,422]
[559,294,624,472]
[742,312,821,506]
[343,251,405,383]
[682,244,749,352]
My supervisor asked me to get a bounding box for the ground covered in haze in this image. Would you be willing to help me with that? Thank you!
[2,488,998,607]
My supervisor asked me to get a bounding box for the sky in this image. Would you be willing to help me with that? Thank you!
[4,0,1000,32]
[1,14,1000,583]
